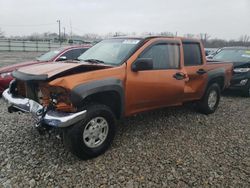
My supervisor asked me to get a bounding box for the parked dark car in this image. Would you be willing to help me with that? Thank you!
[0,45,90,94]
[210,47,250,97]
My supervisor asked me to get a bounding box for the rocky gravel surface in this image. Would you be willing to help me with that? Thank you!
[0,52,250,187]
[1,96,250,187]
[0,52,42,68]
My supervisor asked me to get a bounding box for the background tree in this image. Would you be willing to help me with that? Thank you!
[159,31,174,37]
[0,28,4,38]
[239,35,250,44]
[184,33,195,38]
[199,33,211,46]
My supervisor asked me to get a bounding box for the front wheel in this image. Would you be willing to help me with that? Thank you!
[63,104,116,160]
[197,83,221,114]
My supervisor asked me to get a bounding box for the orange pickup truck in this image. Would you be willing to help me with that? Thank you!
[3,36,233,159]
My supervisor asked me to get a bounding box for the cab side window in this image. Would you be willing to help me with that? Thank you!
[140,43,180,69]
[183,43,203,66]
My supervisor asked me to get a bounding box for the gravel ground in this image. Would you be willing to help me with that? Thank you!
[0,52,42,68]
[0,52,250,187]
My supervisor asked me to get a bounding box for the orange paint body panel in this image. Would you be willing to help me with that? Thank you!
[18,62,98,78]
[49,64,126,90]
[125,38,185,115]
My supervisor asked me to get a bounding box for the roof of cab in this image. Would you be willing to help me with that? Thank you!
[110,35,201,43]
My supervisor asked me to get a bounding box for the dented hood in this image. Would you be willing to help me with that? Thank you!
[0,60,46,73]
[12,62,111,81]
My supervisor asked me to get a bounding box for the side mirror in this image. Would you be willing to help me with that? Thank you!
[131,58,153,72]
[56,56,67,61]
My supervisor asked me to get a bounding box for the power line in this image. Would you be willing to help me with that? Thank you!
[71,27,85,34]
[0,23,57,27]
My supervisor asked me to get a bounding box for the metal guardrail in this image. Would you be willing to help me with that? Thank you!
[0,39,65,52]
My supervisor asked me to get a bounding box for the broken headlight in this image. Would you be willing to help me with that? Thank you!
[37,84,76,112]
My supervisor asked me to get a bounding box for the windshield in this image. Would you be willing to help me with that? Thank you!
[213,49,250,63]
[78,39,141,65]
[36,48,64,61]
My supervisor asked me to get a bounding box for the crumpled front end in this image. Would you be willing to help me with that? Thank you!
[2,80,86,128]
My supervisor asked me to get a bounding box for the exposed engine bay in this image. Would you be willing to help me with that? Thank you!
[14,80,76,112]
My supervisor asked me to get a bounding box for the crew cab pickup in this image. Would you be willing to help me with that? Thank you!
[3,36,233,159]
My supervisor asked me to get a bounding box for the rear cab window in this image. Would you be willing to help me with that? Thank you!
[183,42,203,66]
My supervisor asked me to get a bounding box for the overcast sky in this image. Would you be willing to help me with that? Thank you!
[0,0,249,40]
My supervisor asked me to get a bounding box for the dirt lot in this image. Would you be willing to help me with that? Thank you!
[0,52,250,187]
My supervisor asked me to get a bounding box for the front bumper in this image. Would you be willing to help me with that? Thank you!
[2,89,86,128]
[229,72,250,90]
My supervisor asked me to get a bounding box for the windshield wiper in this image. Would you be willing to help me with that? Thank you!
[83,59,105,64]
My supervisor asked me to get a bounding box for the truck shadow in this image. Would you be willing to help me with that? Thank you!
[115,103,199,140]
[222,90,245,98]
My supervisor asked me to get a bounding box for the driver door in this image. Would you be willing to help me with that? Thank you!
[125,39,185,116]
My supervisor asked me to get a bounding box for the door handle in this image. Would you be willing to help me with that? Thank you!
[197,69,207,75]
[173,72,186,80]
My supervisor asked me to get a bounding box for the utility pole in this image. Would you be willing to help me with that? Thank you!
[63,27,66,41]
[70,20,72,39]
[57,20,61,44]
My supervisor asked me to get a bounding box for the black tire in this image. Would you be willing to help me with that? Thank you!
[242,81,250,97]
[63,104,116,160]
[197,83,221,115]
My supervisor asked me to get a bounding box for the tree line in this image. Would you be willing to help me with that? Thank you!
[0,28,249,48]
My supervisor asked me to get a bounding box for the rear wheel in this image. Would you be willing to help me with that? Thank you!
[197,83,221,114]
[63,104,116,160]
